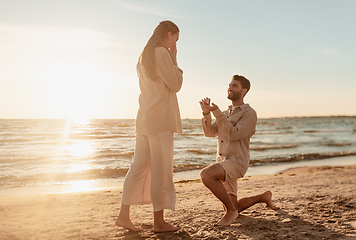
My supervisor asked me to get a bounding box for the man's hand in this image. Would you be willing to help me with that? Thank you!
[199,97,218,115]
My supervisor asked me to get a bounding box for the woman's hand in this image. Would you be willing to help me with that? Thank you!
[169,46,178,66]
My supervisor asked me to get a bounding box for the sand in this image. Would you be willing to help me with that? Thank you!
[1,165,356,240]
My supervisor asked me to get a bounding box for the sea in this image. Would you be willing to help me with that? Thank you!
[1,117,356,196]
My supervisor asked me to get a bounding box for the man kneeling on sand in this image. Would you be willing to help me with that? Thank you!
[199,75,279,226]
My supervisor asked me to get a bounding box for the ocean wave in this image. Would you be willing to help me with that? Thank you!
[2,151,356,189]
[303,130,319,133]
[90,134,134,139]
[181,124,202,129]
[90,120,134,128]
[174,163,206,172]
[0,156,49,164]
[257,121,278,126]
[0,168,130,189]
[250,144,298,151]
[0,138,33,143]
[187,148,216,155]
[324,142,352,147]
[250,151,356,166]
[303,129,354,133]
[114,123,135,128]
[0,164,205,189]
[255,131,294,135]
[1,117,355,190]
[92,151,134,159]
[67,133,134,140]
[180,133,204,136]
[277,126,295,130]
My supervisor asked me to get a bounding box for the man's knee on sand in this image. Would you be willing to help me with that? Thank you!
[200,167,210,186]
[200,164,225,186]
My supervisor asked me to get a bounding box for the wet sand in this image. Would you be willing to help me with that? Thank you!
[1,165,356,239]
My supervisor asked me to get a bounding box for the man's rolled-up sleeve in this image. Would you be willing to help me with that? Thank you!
[201,112,218,137]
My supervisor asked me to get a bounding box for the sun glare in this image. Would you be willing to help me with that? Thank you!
[63,180,103,193]
[61,119,94,158]
[68,163,92,173]
[43,63,107,119]
[66,141,94,158]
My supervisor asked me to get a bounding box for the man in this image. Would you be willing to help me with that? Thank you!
[199,75,279,226]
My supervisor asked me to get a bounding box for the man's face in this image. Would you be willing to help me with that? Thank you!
[227,80,243,101]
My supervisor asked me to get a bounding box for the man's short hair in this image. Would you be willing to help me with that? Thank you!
[232,75,250,94]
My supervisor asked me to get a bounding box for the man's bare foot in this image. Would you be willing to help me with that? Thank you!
[153,221,179,233]
[217,210,239,226]
[115,216,142,232]
[261,190,280,210]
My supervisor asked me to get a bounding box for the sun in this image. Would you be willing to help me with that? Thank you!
[44,62,105,119]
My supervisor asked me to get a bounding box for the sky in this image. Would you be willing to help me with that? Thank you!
[1,0,355,119]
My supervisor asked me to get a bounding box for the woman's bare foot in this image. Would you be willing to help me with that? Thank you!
[115,216,142,232]
[261,190,280,210]
[217,210,239,226]
[153,221,179,233]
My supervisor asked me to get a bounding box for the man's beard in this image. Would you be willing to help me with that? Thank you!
[227,90,242,101]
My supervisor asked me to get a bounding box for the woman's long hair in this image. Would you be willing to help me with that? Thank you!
[140,20,179,80]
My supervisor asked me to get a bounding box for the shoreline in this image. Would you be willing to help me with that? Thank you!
[1,164,355,239]
[1,155,356,198]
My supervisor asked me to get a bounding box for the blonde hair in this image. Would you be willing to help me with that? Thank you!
[140,20,179,80]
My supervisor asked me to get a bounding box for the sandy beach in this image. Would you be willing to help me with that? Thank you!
[1,165,356,240]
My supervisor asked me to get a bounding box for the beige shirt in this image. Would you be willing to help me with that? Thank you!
[135,47,183,136]
[201,104,257,176]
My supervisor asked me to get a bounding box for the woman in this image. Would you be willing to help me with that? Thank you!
[115,20,183,232]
